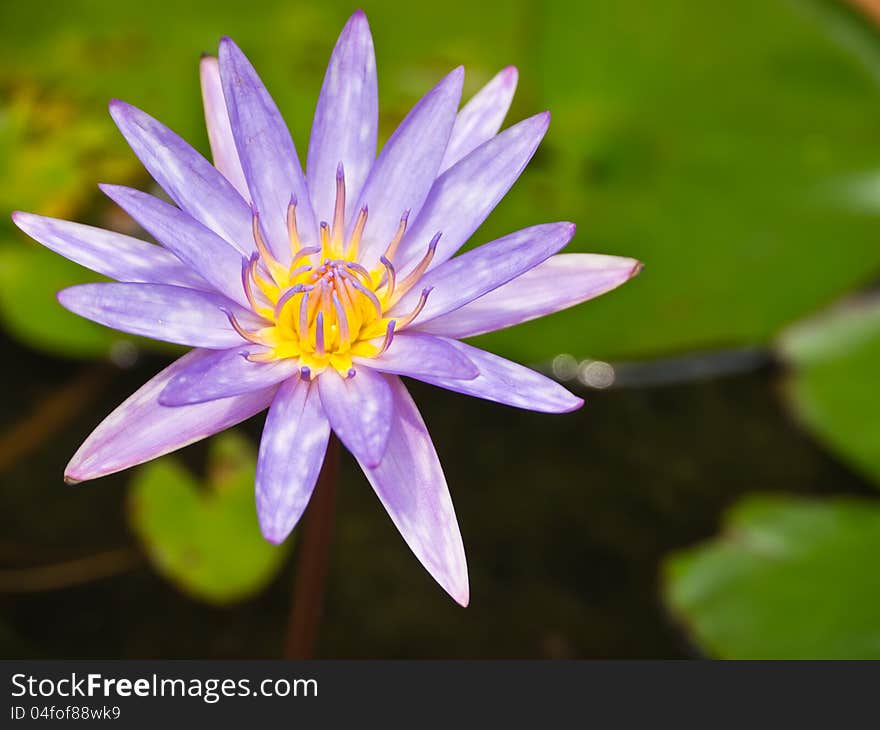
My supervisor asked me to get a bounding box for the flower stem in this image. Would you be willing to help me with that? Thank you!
[283,433,339,659]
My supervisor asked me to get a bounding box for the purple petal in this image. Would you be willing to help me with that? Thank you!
[356,332,478,381]
[109,99,252,254]
[417,254,643,339]
[393,111,549,273]
[256,378,330,543]
[100,184,248,306]
[219,37,318,260]
[391,222,575,326]
[439,66,518,173]
[159,345,298,406]
[11,212,208,289]
[357,375,468,606]
[200,55,250,200]
[307,10,377,225]
[65,349,276,483]
[57,282,253,349]
[419,338,583,413]
[317,366,392,468]
[353,67,464,266]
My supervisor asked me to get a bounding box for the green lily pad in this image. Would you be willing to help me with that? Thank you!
[664,495,880,659]
[0,244,128,358]
[778,294,880,487]
[128,431,288,605]
[472,0,880,361]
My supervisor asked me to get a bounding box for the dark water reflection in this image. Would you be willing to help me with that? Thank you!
[0,335,872,658]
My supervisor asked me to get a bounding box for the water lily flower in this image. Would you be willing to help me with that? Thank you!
[12,10,640,605]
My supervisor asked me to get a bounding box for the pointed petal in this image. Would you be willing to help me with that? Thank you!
[391,222,575,325]
[200,55,249,199]
[256,378,330,543]
[65,349,276,483]
[357,375,468,605]
[57,282,253,349]
[108,99,252,253]
[307,10,377,225]
[159,345,297,406]
[395,111,549,273]
[219,37,318,260]
[10,212,208,289]
[439,66,518,173]
[420,338,583,413]
[355,332,478,382]
[100,184,248,306]
[417,254,642,338]
[353,67,464,265]
[317,366,392,468]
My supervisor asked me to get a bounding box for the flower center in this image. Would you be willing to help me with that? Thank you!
[228,164,436,377]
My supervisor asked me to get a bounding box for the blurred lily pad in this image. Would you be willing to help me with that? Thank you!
[0,86,137,219]
[472,0,880,361]
[0,244,128,358]
[664,495,880,659]
[129,431,288,605]
[778,294,880,487]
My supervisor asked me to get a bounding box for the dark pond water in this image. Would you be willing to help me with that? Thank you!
[0,334,872,658]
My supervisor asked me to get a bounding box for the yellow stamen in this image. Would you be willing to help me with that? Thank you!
[232,199,441,376]
[383,211,409,262]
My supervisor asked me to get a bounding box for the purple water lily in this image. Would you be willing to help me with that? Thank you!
[12,10,640,605]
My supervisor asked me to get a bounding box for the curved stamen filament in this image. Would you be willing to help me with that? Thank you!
[332,291,351,350]
[225,310,270,346]
[241,254,262,310]
[319,221,332,255]
[383,210,410,262]
[335,274,361,335]
[274,284,310,320]
[299,292,310,337]
[252,211,288,283]
[307,279,326,323]
[346,205,368,259]
[315,311,326,357]
[396,287,433,329]
[287,196,300,255]
[249,255,277,303]
[377,320,396,355]
[388,232,440,307]
[246,350,278,364]
[343,260,371,283]
[342,273,383,318]
[379,255,396,298]
[332,163,346,248]
[291,246,320,267]
[288,264,312,280]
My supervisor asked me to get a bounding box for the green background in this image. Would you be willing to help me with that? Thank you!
[3,0,880,658]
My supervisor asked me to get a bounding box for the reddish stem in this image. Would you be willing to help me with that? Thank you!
[283,434,340,659]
